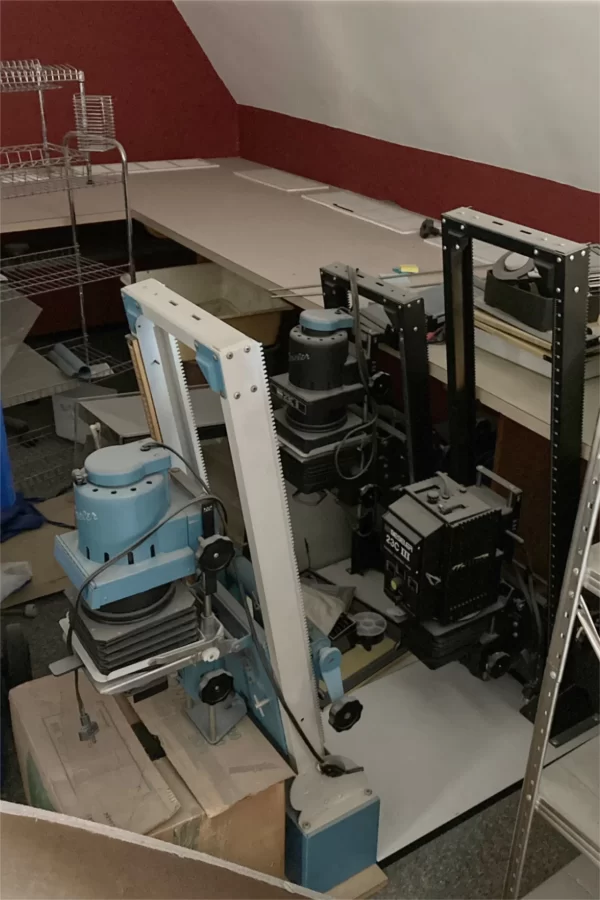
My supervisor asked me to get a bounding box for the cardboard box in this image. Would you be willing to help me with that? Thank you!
[52,384,117,443]
[10,675,293,877]
[0,801,319,900]
[9,675,180,833]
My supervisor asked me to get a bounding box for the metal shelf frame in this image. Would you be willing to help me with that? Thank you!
[0,59,84,92]
[503,408,600,898]
[441,209,589,634]
[1,58,89,186]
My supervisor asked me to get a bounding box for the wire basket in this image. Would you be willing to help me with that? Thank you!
[74,95,116,152]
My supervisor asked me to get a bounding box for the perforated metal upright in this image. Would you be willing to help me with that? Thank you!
[441,209,589,634]
[503,408,600,898]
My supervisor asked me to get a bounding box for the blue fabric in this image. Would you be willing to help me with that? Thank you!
[0,404,16,513]
[0,493,45,543]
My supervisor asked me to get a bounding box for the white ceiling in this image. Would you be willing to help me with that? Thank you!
[176,0,600,193]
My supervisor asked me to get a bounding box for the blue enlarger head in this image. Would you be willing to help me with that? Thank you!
[55,441,205,609]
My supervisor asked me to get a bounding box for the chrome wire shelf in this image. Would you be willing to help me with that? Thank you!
[0,143,92,199]
[1,340,133,409]
[39,336,133,380]
[1,59,84,92]
[7,423,76,498]
[0,246,128,298]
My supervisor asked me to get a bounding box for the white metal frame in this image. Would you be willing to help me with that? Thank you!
[123,278,325,774]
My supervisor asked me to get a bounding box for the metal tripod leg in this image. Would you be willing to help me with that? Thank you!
[503,411,600,898]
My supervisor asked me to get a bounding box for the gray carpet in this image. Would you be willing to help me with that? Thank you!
[1,594,577,899]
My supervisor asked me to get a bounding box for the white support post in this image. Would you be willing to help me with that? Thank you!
[123,280,324,773]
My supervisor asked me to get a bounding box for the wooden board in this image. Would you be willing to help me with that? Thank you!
[330,864,388,899]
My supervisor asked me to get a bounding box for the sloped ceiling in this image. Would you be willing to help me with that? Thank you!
[176,0,600,193]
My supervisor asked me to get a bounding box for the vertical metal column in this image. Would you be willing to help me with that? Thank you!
[397,296,434,482]
[548,249,589,634]
[441,220,477,485]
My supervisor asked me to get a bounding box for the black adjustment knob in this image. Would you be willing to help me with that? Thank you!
[199,670,234,705]
[370,371,392,401]
[484,651,511,680]
[197,535,235,573]
[328,696,363,732]
[420,218,441,240]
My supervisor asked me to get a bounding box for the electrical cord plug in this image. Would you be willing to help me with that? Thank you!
[78,711,99,743]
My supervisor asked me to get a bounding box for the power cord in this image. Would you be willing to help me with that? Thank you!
[238,582,363,778]
[140,441,228,526]
[241,588,325,771]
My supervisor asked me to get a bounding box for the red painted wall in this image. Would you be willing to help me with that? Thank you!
[239,107,599,243]
[0,0,238,160]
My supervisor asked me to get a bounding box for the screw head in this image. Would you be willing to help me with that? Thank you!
[250,385,257,392]
[244,345,251,353]
[301,821,311,831]
[556,257,562,263]
[550,671,557,680]
[226,352,233,359]
[364,788,373,796]
[233,391,241,399]
[533,249,539,256]
[455,244,460,250]
[556,288,561,294]
[569,254,574,260]
[574,286,580,293]
[581,250,586,256]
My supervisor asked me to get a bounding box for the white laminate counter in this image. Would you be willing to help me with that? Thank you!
[2,157,598,457]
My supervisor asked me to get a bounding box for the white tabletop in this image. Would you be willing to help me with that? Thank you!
[2,158,597,457]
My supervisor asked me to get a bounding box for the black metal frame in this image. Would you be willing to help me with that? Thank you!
[320,262,434,481]
[441,208,589,631]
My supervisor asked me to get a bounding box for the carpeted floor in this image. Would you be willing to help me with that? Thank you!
[1,593,577,899]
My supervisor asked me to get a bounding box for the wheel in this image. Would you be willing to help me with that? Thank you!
[2,623,32,690]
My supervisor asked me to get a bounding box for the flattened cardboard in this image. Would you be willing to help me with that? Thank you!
[9,674,179,834]
[130,681,293,816]
[1,493,75,608]
[0,801,319,900]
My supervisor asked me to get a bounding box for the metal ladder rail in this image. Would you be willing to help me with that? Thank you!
[503,408,600,899]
